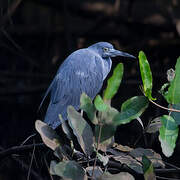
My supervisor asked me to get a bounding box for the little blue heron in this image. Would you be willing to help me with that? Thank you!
[39,42,135,129]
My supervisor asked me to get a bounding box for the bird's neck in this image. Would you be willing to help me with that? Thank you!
[102,57,112,80]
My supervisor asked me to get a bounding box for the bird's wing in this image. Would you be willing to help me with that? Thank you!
[44,52,104,128]
[51,55,104,104]
[38,79,55,111]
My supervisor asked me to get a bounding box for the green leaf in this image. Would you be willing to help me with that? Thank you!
[95,124,116,143]
[138,51,155,100]
[86,166,103,179]
[59,114,74,140]
[35,120,60,151]
[98,172,135,180]
[98,136,114,152]
[94,106,118,149]
[142,156,156,180]
[159,115,179,157]
[113,96,149,126]
[101,106,119,124]
[50,160,58,175]
[94,95,108,112]
[165,57,180,104]
[80,93,97,124]
[52,160,87,180]
[130,148,165,169]
[170,103,180,125]
[104,63,124,100]
[67,106,94,156]
[113,147,164,175]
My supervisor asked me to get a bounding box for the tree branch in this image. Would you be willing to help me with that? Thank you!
[0,143,44,159]
[0,0,23,28]
[150,99,180,113]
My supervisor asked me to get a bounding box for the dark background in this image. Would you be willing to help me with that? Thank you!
[0,0,180,179]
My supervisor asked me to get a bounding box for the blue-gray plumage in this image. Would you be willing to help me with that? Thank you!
[39,42,135,129]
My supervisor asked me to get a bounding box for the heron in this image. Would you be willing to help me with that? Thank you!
[39,42,135,129]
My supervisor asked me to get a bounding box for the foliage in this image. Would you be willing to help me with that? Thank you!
[103,63,124,101]
[142,155,156,180]
[35,54,180,179]
[139,52,180,158]
[159,115,179,157]
[165,57,180,104]
[138,51,155,100]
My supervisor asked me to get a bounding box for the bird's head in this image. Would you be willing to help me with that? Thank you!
[88,42,135,59]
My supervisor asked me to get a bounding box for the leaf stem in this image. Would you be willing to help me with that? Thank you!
[149,99,180,113]
[91,124,102,179]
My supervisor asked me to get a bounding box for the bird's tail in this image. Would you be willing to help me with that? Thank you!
[44,102,67,129]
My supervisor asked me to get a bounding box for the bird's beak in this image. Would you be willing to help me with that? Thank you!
[109,49,136,59]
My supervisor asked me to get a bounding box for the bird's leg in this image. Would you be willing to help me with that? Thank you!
[81,110,83,117]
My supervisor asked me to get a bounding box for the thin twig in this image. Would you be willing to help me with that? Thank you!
[149,99,180,113]
[155,168,180,173]
[0,143,44,159]
[0,0,23,27]
[27,141,36,180]
[163,161,180,171]
[1,29,23,51]
[21,133,37,145]
[14,155,43,180]
[0,146,43,180]
[156,176,180,180]
[44,156,54,180]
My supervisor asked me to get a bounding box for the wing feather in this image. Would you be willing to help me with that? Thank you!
[44,50,104,128]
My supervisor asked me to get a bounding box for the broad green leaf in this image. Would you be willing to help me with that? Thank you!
[142,156,156,180]
[113,147,164,175]
[104,63,124,100]
[98,136,114,152]
[113,96,149,126]
[165,57,180,104]
[67,106,93,156]
[101,106,119,124]
[50,160,58,175]
[35,120,60,150]
[113,154,143,174]
[86,166,103,179]
[80,93,97,124]
[53,160,87,180]
[138,51,155,100]
[130,148,165,169]
[94,95,108,112]
[159,115,179,157]
[170,103,180,125]
[95,124,116,143]
[59,114,74,140]
[98,172,135,180]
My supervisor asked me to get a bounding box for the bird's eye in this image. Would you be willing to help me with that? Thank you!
[103,47,109,52]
